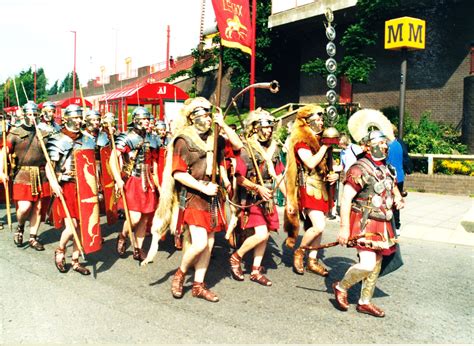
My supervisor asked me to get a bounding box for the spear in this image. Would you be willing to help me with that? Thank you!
[1,115,12,232]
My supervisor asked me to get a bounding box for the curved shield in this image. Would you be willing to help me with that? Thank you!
[75,149,101,254]
[100,146,118,225]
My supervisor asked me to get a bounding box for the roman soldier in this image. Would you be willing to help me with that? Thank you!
[284,104,339,277]
[332,109,404,317]
[110,106,159,262]
[228,108,286,286]
[46,104,96,275]
[0,102,51,250]
[145,97,228,302]
[38,101,61,134]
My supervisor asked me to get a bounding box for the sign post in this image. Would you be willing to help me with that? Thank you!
[385,17,426,139]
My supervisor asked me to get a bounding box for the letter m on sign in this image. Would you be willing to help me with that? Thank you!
[385,17,425,50]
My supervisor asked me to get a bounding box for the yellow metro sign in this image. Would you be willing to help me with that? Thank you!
[385,17,425,50]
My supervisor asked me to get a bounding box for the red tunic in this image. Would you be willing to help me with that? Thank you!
[172,134,226,233]
[234,147,284,231]
[294,142,329,213]
[117,142,158,214]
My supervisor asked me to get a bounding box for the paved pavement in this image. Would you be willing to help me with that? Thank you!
[395,191,474,246]
[0,191,473,344]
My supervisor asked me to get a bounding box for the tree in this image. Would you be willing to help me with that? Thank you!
[58,71,80,93]
[48,80,59,96]
[1,67,49,107]
[301,0,400,84]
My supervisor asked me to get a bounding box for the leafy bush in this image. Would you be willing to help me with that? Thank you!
[381,107,469,174]
[435,160,474,176]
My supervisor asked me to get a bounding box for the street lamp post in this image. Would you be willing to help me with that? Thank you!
[71,30,77,98]
[33,64,37,103]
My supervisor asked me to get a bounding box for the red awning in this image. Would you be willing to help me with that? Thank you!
[54,97,92,108]
[100,82,188,103]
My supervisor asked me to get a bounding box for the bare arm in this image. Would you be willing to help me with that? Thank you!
[297,146,328,170]
[236,175,272,201]
[45,162,62,197]
[173,171,218,196]
[109,148,124,190]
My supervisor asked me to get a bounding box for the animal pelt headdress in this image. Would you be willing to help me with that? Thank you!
[283,104,329,249]
[141,97,217,264]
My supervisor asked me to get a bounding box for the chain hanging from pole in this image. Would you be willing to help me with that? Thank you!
[324,8,339,127]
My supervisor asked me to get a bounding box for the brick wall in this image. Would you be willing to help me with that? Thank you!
[405,173,474,195]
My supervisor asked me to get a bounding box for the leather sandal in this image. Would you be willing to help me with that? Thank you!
[54,248,67,273]
[28,235,45,251]
[249,266,272,286]
[192,282,219,302]
[293,247,305,275]
[71,259,91,276]
[116,233,127,257]
[171,268,185,299]
[332,282,349,311]
[133,247,147,262]
[307,258,329,277]
[229,252,244,281]
[14,228,24,247]
[356,303,385,317]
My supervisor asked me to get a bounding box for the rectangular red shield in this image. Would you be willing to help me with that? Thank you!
[212,0,252,55]
[100,146,118,225]
[75,149,102,254]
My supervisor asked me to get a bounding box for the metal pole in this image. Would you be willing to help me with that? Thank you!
[166,25,170,71]
[399,48,407,139]
[33,64,37,103]
[71,31,77,98]
[249,0,257,111]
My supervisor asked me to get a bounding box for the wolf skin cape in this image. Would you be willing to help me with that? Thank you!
[283,117,329,249]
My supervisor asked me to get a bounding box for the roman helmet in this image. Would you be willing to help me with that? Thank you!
[348,109,394,161]
[22,101,39,127]
[182,97,213,133]
[41,101,56,122]
[101,112,116,129]
[132,106,151,130]
[245,108,275,142]
[84,109,101,133]
[63,104,83,131]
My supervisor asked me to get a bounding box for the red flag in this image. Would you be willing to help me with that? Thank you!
[211,0,252,55]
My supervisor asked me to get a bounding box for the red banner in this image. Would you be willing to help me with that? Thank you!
[75,149,102,254]
[212,0,252,55]
[100,146,118,225]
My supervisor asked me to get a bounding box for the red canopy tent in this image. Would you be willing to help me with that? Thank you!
[98,81,188,131]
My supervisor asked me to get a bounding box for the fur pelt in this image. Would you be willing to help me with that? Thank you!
[284,118,328,248]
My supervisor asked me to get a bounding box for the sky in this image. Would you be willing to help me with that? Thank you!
[0,0,216,88]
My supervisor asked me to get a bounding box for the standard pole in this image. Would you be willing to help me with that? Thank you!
[249,0,257,111]
[399,48,407,139]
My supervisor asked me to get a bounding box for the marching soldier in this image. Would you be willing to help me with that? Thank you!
[147,97,228,302]
[38,101,61,134]
[332,109,404,317]
[285,105,339,277]
[228,108,286,286]
[46,104,95,275]
[0,102,51,250]
[110,107,159,262]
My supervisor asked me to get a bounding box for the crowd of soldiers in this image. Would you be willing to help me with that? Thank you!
[0,97,404,317]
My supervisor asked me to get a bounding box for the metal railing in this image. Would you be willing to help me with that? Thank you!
[409,153,474,175]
